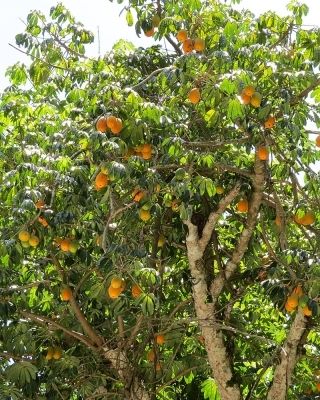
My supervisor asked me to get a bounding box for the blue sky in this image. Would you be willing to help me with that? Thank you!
[0,0,318,89]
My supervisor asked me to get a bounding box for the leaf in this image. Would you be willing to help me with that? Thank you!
[227,98,244,121]
[201,378,221,400]
[140,293,156,315]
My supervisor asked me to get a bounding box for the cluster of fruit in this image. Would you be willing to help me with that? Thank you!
[45,346,62,360]
[95,115,123,135]
[107,276,143,300]
[284,286,312,316]
[176,29,205,53]
[55,237,78,253]
[18,230,40,248]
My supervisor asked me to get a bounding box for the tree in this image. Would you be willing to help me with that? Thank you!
[0,0,320,399]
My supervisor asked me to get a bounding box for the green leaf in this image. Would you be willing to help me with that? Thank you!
[227,98,244,121]
[201,378,221,400]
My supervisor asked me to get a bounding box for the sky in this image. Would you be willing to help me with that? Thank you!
[0,0,318,89]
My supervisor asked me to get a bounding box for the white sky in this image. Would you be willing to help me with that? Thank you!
[0,0,319,89]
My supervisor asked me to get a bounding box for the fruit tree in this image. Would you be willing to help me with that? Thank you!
[0,1,320,399]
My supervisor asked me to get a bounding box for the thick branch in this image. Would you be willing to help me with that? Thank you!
[266,310,306,400]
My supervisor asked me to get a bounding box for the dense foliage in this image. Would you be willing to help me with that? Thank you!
[0,0,320,399]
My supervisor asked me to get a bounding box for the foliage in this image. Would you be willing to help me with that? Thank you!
[0,0,320,399]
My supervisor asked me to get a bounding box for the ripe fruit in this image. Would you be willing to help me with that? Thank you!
[286,294,299,309]
[139,209,151,222]
[194,38,205,52]
[60,287,72,301]
[176,29,188,42]
[18,230,30,242]
[155,334,165,345]
[157,234,165,248]
[240,93,251,105]
[188,88,201,104]
[152,14,161,27]
[242,85,255,97]
[303,305,312,317]
[147,349,155,362]
[45,347,54,360]
[95,172,109,190]
[38,216,49,227]
[294,212,315,226]
[293,286,303,297]
[250,92,262,108]
[316,134,320,147]
[35,199,45,209]
[60,239,71,252]
[237,199,249,213]
[182,38,194,53]
[216,186,224,195]
[108,285,123,299]
[132,188,145,202]
[52,347,62,360]
[110,277,123,289]
[257,146,269,161]
[132,284,142,298]
[96,116,108,133]
[144,27,155,37]
[29,235,40,247]
[264,116,276,129]
[285,301,295,313]
[106,116,123,134]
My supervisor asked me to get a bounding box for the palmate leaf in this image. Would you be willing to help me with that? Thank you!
[201,378,221,400]
[6,362,38,386]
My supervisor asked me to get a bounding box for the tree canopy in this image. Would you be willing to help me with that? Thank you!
[0,0,320,399]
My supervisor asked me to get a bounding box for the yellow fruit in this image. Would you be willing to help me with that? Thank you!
[286,294,299,309]
[216,186,224,195]
[182,38,194,53]
[52,347,62,360]
[108,285,123,299]
[139,209,151,222]
[194,37,205,52]
[188,88,201,104]
[176,29,188,42]
[18,230,30,242]
[250,92,262,108]
[110,277,123,289]
[152,14,161,27]
[45,347,54,360]
[60,287,72,301]
[157,234,165,248]
[29,235,40,247]
[242,85,255,97]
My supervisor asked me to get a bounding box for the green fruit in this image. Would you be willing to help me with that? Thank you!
[298,295,309,308]
[69,241,78,254]
[152,14,161,27]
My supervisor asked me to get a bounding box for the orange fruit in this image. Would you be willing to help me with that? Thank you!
[182,38,194,53]
[176,29,188,42]
[240,93,251,105]
[301,212,315,226]
[285,301,295,313]
[60,287,72,301]
[237,199,249,213]
[303,305,312,317]
[29,235,40,247]
[132,188,145,202]
[35,199,45,209]
[142,151,152,160]
[18,230,30,242]
[141,144,152,154]
[144,27,155,37]
[286,294,299,308]
[257,146,269,161]
[139,209,151,222]
[250,92,262,108]
[316,134,320,147]
[38,216,49,227]
[95,172,109,190]
[95,116,108,133]
[194,37,205,52]
[107,285,123,299]
[188,88,201,104]
[52,347,62,360]
[147,349,155,362]
[110,118,123,135]
[131,284,142,298]
[264,116,276,129]
[242,85,255,97]
[155,334,165,345]
[106,115,117,130]
[110,277,124,289]
[60,239,71,252]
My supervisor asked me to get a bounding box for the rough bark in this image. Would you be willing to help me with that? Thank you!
[266,310,306,400]
[184,156,266,400]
